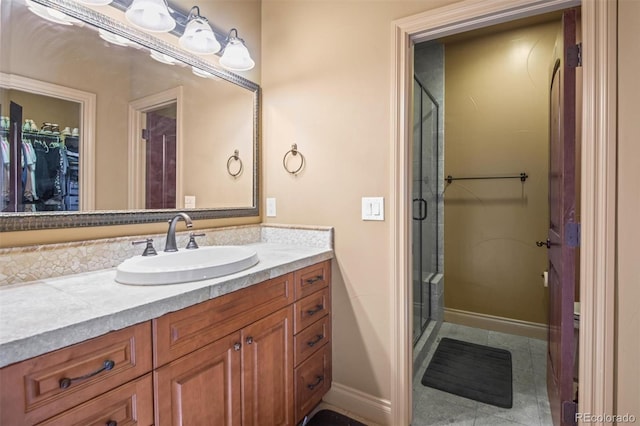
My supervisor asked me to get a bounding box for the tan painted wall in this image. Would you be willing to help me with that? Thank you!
[616,0,640,418]
[260,0,457,402]
[4,90,80,131]
[442,22,559,324]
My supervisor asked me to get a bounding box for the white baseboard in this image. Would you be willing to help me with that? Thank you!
[444,308,547,340]
[322,381,391,425]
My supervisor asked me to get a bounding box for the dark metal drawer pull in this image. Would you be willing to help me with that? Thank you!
[305,275,323,285]
[106,421,117,426]
[59,359,115,389]
[307,334,324,347]
[307,375,324,390]
[306,305,324,316]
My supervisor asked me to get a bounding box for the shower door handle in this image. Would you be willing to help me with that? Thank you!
[412,198,427,220]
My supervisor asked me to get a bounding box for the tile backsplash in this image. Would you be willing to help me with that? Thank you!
[0,224,333,287]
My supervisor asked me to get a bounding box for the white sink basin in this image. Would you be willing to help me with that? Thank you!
[115,246,259,285]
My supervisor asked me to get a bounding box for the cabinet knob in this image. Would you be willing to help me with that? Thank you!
[246,336,253,344]
[106,421,117,426]
[234,342,241,351]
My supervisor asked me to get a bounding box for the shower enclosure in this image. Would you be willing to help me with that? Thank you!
[412,75,439,344]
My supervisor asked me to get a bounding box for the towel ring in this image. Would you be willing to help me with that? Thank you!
[226,149,243,177]
[283,143,305,175]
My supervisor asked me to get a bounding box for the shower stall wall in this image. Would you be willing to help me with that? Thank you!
[412,75,440,344]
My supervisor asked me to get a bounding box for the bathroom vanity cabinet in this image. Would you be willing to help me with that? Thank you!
[0,260,332,426]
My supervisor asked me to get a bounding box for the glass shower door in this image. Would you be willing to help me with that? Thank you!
[412,76,439,344]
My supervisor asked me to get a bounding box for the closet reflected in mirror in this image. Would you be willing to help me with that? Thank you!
[0,0,257,219]
[1,90,80,212]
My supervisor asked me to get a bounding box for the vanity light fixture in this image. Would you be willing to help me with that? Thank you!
[125,0,176,33]
[192,66,221,80]
[149,50,180,65]
[26,0,82,25]
[179,6,221,55]
[99,29,140,48]
[219,28,255,72]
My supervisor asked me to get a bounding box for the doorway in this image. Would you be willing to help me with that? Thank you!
[411,13,565,424]
[144,105,177,209]
[128,86,183,209]
[391,1,616,425]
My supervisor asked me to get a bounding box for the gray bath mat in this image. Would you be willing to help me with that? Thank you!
[307,409,367,426]
[421,337,513,408]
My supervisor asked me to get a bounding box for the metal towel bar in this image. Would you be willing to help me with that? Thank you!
[446,172,528,184]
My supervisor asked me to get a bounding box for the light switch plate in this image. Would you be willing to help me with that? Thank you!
[362,197,384,221]
[184,195,196,209]
[266,197,277,217]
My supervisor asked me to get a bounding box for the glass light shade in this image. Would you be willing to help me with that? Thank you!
[26,0,82,25]
[149,50,179,65]
[125,0,175,33]
[179,18,221,55]
[220,39,255,71]
[99,29,140,48]
[192,66,220,80]
[77,0,112,5]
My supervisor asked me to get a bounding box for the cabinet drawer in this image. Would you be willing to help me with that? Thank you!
[294,315,330,366]
[294,287,330,334]
[154,273,294,367]
[294,344,332,423]
[293,261,331,300]
[0,322,152,426]
[38,374,153,426]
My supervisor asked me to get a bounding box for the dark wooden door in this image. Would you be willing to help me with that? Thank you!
[547,8,578,426]
[242,307,294,426]
[6,101,23,212]
[145,109,176,209]
[154,332,242,426]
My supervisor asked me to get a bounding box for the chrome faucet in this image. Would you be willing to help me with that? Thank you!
[165,213,193,252]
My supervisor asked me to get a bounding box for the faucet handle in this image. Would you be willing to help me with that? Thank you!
[132,238,158,256]
[186,233,206,250]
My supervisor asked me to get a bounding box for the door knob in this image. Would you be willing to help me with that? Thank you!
[536,239,551,248]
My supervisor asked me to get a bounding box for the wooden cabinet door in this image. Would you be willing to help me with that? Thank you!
[154,333,242,426]
[241,307,294,426]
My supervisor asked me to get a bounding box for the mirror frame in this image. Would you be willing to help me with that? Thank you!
[0,0,260,232]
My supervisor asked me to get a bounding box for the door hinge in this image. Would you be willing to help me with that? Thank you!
[566,222,581,247]
[141,129,149,140]
[562,400,578,425]
[567,43,582,68]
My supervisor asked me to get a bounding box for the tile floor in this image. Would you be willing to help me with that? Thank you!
[412,322,553,426]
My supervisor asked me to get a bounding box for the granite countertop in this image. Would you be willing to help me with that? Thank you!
[0,241,333,368]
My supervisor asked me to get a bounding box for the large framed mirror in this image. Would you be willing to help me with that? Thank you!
[0,0,259,232]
